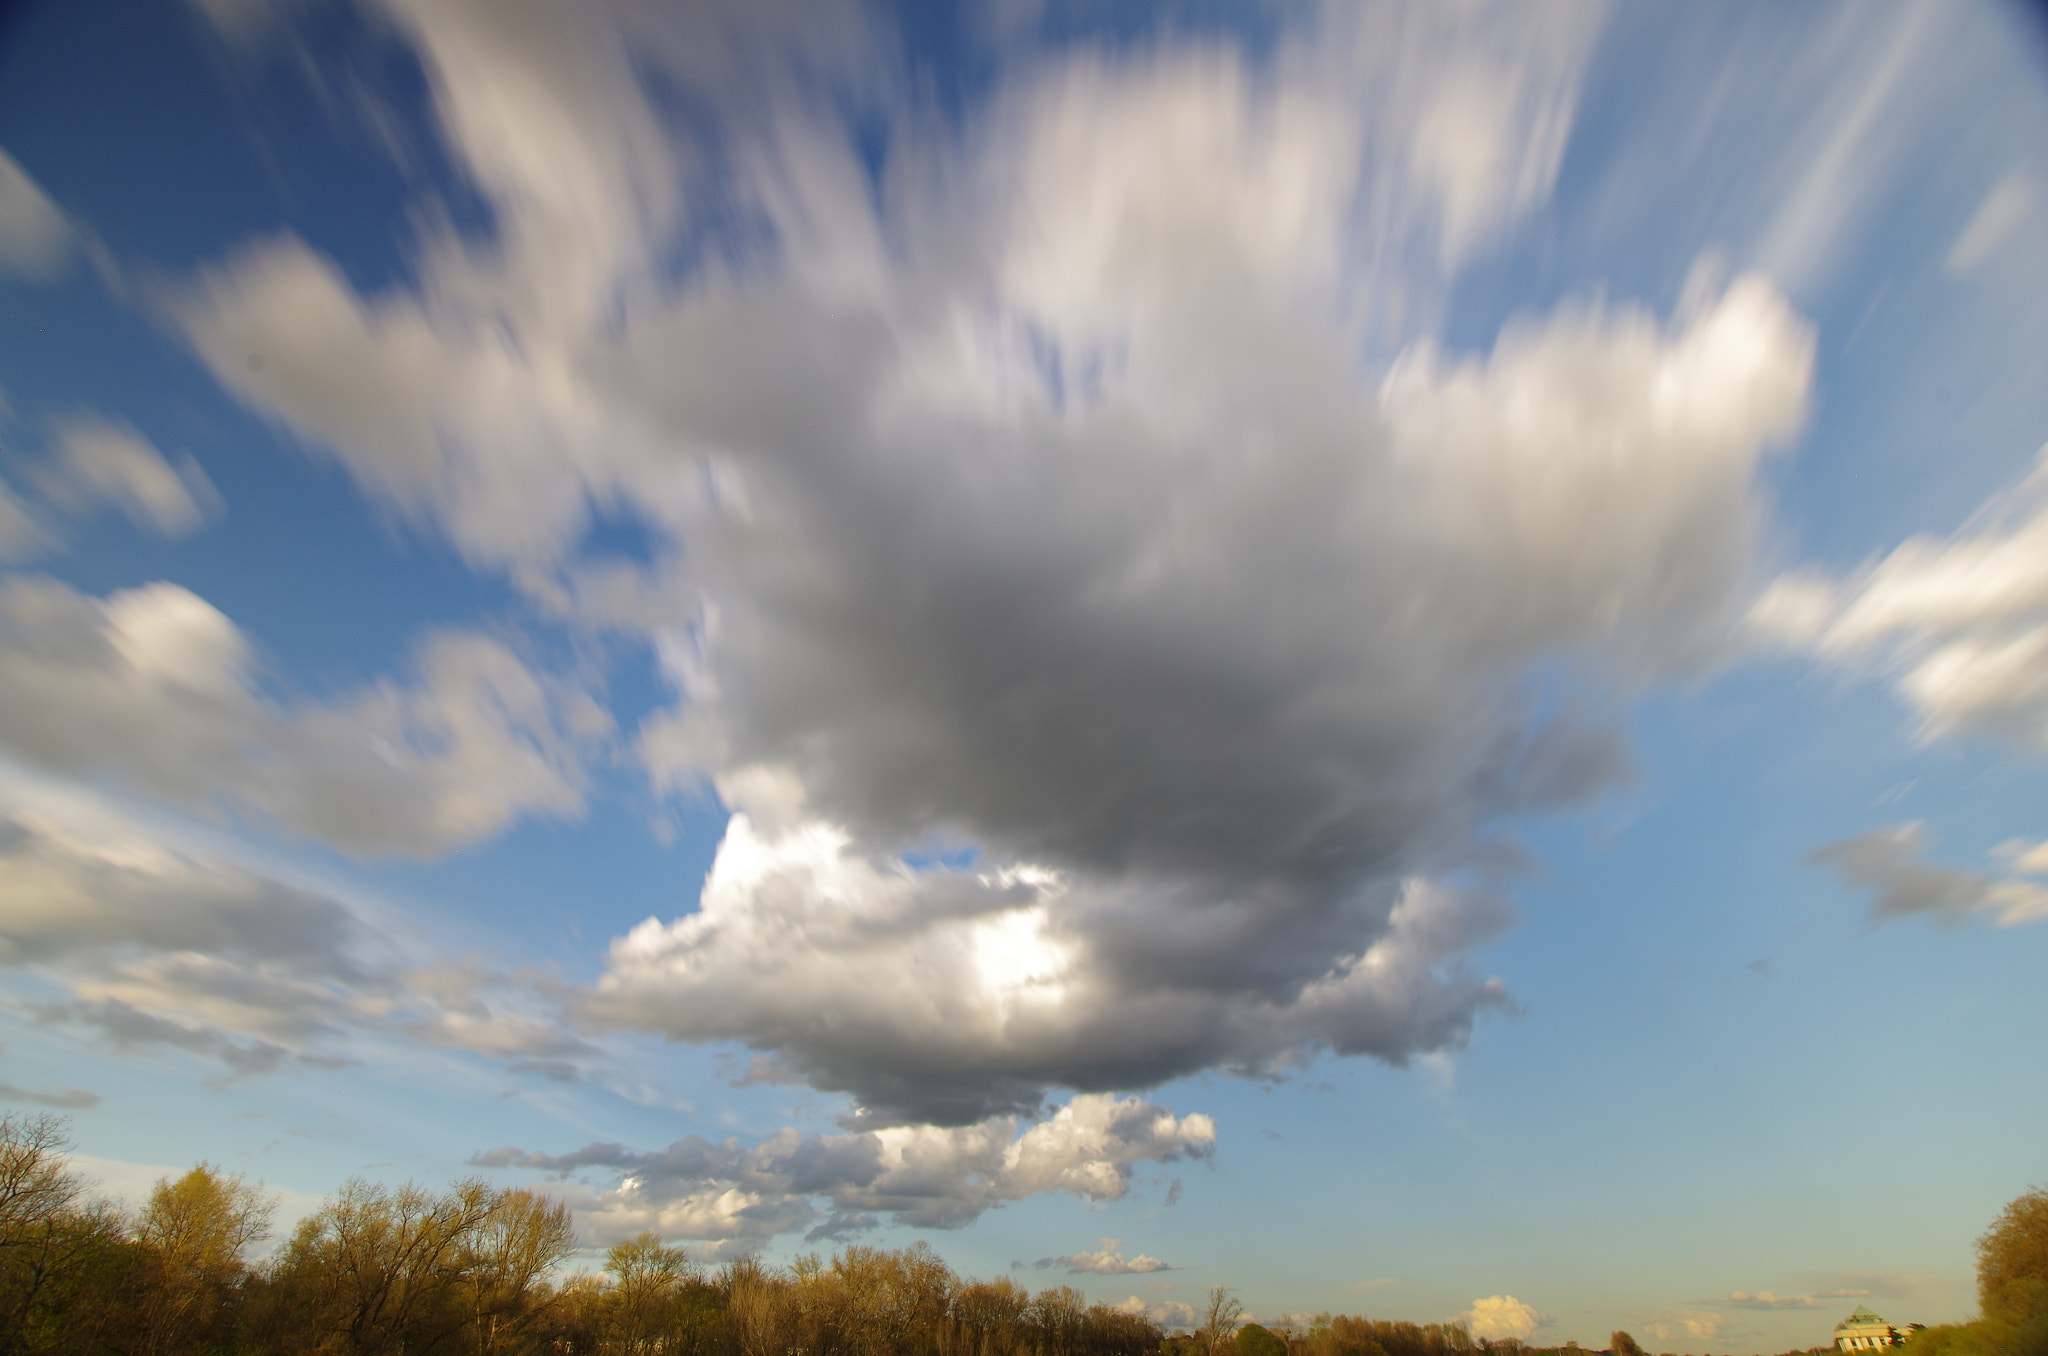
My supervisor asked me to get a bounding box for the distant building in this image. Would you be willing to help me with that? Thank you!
[1834,1307,1924,1351]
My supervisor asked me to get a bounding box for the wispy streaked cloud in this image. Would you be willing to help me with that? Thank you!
[0,1079,100,1110]
[473,1093,1214,1251]
[1810,823,2048,928]
[0,147,71,279]
[1726,1290,1871,1311]
[1753,446,2048,756]
[0,789,601,1083]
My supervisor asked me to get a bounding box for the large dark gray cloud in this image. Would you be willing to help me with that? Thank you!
[173,0,1817,1122]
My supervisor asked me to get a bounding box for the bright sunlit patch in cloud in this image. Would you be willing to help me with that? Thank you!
[970,904,1070,1004]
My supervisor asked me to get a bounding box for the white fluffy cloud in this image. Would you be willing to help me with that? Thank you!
[1037,1241,1172,1275]
[0,574,604,856]
[163,0,1819,1121]
[474,1092,1211,1249]
[1460,1295,1549,1341]
[1117,1295,1200,1329]
[586,814,1522,1124]
[1759,448,2048,922]
[1754,446,2048,753]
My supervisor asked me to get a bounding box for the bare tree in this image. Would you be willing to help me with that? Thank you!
[268,1177,511,1355]
[604,1231,696,1356]
[726,1257,791,1356]
[1029,1286,1087,1356]
[952,1278,1027,1356]
[0,1114,136,1355]
[460,1189,575,1356]
[1199,1286,1245,1356]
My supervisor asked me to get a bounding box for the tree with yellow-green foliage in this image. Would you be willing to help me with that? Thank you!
[1900,1185,2048,1356]
[1979,1186,2048,1330]
[135,1162,274,1355]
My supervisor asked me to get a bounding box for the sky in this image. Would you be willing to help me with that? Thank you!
[1,0,2046,1348]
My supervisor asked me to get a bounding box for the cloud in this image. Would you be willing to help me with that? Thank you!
[172,1,1815,1120]
[1117,1296,1200,1329]
[583,816,1522,1124]
[1809,823,2048,928]
[0,1080,100,1110]
[473,1092,1212,1249]
[1761,442,2048,932]
[0,791,598,1080]
[1947,173,2038,276]
[183,0,300,43]
[1800,1273,1957,1305]
[0,147,70,279]
[1639,1311,1725,1343]
[34,417,222,538]
[0,574,604,857]
[1752,445,2048,754]
[1726,1290,1870,1311]
[0,803,384,1075]
[1743,1,1947,296]
[582,261,1812,1123]
[1460,1296,1549,1341]
[0,477,48,562]
[1037,1241,1172,1275]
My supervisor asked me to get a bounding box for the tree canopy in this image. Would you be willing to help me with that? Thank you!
[1978,1185,2048,1327]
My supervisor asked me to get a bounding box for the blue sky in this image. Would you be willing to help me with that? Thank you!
[2,0,2046,1348]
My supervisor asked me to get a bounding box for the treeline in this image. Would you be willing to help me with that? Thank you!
[1246,1314,1492,1356]
[17,1113,2039,1356]
[1223,1318,1821,1356]
[0,1113,1162,1356]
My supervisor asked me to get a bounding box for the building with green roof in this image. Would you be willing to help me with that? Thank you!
[1835,1306,1925,1352]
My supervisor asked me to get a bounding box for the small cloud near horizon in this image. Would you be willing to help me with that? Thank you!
[1038,1241,1174,1275]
